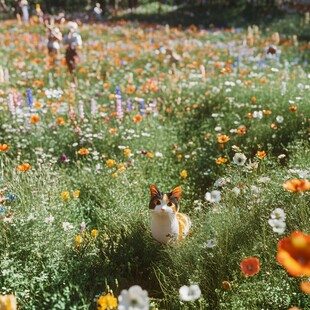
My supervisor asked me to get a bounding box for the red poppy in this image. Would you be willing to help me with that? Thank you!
[240,257,260,276]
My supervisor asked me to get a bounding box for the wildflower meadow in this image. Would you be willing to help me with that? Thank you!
[0,9,310,310]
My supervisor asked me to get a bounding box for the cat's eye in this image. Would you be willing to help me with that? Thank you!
[167,202,173,207]
[155,200,161,205]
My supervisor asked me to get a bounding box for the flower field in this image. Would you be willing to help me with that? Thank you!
[0,17,309,309]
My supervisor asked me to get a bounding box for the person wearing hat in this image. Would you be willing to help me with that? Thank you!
[63,21,82,86]
[45,21,63,66]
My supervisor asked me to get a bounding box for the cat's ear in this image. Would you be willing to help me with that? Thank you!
[150,185,161,198]
[171,186,182,201]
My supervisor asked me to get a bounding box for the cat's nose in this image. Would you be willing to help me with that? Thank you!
[161,206,167,212]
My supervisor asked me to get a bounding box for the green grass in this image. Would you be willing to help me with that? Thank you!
[0,17,309,309]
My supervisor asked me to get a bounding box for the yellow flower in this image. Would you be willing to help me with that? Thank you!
[117,164,126,173]
[91,229,98,237]
[215,157,228,164]
[73,190,80,198]
[180,170,188,179]
[0,294,17,310]
[146,152,154,158]
[217,135,230,143]
[124,148,131,157]
[97,293,118,310]
[106,159,116,168]
[75,235,83,247]
[111,173,118,178]
[77,148,89,155]
[60,191,70,201]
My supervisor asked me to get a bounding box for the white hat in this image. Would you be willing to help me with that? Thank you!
[67,21,78,30]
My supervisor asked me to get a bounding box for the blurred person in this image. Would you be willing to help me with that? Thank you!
[14,0,22,25]
[33,3,44,24]
[94,2,103,22]
[20,0,29,24]
[45,21,63,66]
[63,21,82,86]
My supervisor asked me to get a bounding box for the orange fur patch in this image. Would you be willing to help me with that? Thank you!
[171,186,182,201]
[176,213,190,239]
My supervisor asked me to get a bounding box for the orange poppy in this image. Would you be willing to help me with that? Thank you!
[301,281,310,294]
[263,109,272,115]
[215,157,228,164]
[146,152,154,158]
[34,102,42,108]
[0,144,9,152]
[30,115,40,124]
[282,179,310,192]
[133,114,142,123]
[16,163,31,172]
[217,135,230,144]
[56,117,65,125]
[289,106,297,112]
[237,126,247,135]
[109,128,117,134]
[277,231,310,277]
[240,257,260,276]
[256,150,266,159]
[251,97,257,103]
[77,148,89,155]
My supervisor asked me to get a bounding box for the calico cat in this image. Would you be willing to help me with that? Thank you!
[149,185,191,244]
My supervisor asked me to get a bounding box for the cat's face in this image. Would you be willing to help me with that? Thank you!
[149,185,182,215]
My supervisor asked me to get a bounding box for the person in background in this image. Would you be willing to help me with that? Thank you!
[14,0,22,25]
[63,21,82,87]
[20,0,29,24]
[94,2,103,22]
[33,3,44,24]
[45,21,63,66]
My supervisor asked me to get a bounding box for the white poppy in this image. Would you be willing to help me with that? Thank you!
[268,219,286,234]
[233,153,247,166]
[270,208,286,221]
[205,190,221,203]
[179,284,201,302]
[118,285,149,310]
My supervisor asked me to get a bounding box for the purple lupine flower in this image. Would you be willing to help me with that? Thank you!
[115,86,123,119]
[26,88,33,108]
[139,99,145,116]
[126,98,132,113]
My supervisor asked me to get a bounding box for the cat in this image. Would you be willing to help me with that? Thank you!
[149,185,191,244]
